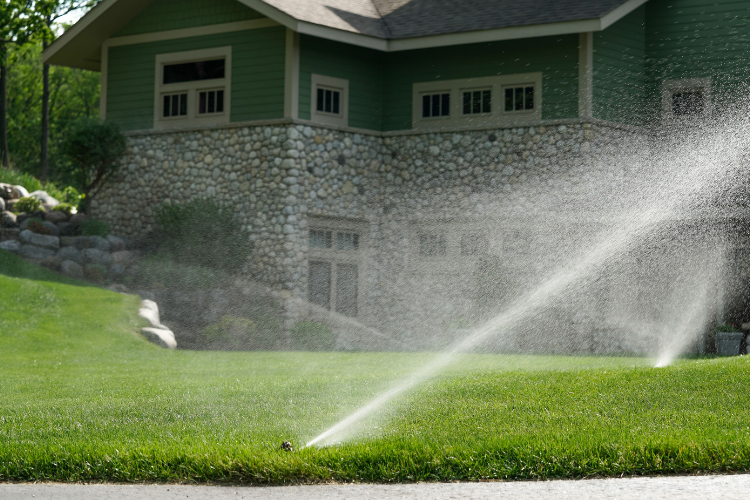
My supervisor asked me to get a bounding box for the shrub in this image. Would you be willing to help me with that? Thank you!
[155,198,253,273]
[80,219,110,237]
[126,256,219,290]
[52,203,75,214]
[60,119,127,208]
[28,219,51,235]
[289,321,336,351]
[202,315,279,350]
[13,197,42,214]
[60,186,81,207]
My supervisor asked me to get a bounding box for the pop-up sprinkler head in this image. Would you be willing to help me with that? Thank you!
[281,441,294,452]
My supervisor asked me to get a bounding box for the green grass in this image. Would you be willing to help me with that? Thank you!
[2,248,750,483]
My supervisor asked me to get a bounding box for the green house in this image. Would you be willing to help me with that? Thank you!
[43,0,750,351]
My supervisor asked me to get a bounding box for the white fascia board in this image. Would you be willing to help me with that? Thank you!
[600,0,649,30]
[388,19,602,51]
[236,0,299,30]
[297,22,388,51]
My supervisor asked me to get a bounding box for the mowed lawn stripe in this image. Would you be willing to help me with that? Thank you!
[2,249,750,483]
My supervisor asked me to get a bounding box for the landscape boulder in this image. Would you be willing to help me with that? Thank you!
[141,327,177,349]
[18,244,55,260]
[0,184,12,199]
[60,260,84,279]
[106,235,126,252]
[69,213,88,224]
[29,190,59,208]
[112,250,136,266]
[0,240,20,253]
[0,197,4,211]
[19,229,59,250]
[88,236,111,252]
[45,211,68,223]
[139,299,165,329]
[83,247,113,267]
[57,222,77,237]
[57,246,84,265]
[1,211,17,227]
[13,185,29,198]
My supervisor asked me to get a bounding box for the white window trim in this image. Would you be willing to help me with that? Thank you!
[661,77,712,122]
[412,73,542,131]
[153,46,232,130]
[311,74,349,127]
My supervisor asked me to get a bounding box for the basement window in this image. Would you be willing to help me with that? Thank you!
[463,89,491,115]
[422,92,451,118]
[504,85,534,112]
[154,47,231,129]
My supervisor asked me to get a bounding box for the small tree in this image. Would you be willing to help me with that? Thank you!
[60,118,126,211]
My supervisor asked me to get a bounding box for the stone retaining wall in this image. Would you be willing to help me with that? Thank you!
[90,122,650,349]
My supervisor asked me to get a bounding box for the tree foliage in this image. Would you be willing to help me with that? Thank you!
[59,117,126,205]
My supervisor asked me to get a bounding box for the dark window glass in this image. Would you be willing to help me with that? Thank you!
[472,91,481,113]
[163,59,225,84]
[460,233,489,256]
[336,263,358,317]
[515,87,523,110]
[463,92,471,114]
[431,94,440,117]
[672,90,704,116]
[423,93,450,118]
[482,90,491,113]
[333,90,340,114]
[179,93,187,115]
[524,86,534,110]
[317,88,325,112]
[208,91,215,113]
[216,90,224,113]
[325,89,332,112]
[163,95,170,117]
[199,92,206,114]
[419,234,447,257]
[337,232,359,251]
[422,95,431,117]
[308,261,331,310]
[171,94,179,116]
[310,230,332,249]
[441,93,450,116]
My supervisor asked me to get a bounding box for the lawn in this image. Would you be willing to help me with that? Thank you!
[1,248,750,483]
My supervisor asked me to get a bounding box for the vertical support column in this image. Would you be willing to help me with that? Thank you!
[284,28,300,120]
[578,32,593,120]
[100,43,109,121]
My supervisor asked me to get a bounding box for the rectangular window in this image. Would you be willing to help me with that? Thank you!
[308,261,332,310]
[337,232,359,251]
[198,90,224,115]
[163,59,225,84]
[672,91,704,116]
[419,234,447,257]
[310,230,333,249]
[422,93,450,118]
[460,233,489,256]
[335,263,358,317]
[316,87,341,115]
[463,89,491,114]
[505,86,534,112]
[162,93,188,118]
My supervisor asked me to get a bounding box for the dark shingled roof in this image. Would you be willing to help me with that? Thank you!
[262,0,635,39]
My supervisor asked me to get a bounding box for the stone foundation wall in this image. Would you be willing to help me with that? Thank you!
[91,121,652,350]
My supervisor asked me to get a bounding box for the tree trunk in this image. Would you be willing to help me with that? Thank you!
[41,37,51,183]
[1,48,9,169]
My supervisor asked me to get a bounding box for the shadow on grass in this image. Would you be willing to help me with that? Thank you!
[0,249,94,288]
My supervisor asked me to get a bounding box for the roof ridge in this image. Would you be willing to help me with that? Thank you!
[368,0,393,38]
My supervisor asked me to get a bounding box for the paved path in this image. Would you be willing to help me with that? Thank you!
[2,475,749,500]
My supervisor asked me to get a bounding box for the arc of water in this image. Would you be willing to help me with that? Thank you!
[305,125,746,448]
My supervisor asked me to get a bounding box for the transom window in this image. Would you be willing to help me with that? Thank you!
[154,47,231,129]
[422,93,450,118]
[504,86,534,112]
[311,74,349,127]
[463,89,491,114]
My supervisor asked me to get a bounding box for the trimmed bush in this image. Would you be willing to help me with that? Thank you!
[13,196,42,214]
[289,321,336,351]
[52,203,75,214]
[155,198,253,273]
[80,219,110,237]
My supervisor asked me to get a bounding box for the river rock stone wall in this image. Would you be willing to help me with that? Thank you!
[90,121,648,349]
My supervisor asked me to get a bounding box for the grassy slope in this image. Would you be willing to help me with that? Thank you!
[1,248,749,483]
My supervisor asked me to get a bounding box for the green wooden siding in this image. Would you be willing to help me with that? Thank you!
[107,27,286,131]
[299,35,384,131]
[114,0,264,37]
[382,35,579,131]
[645,0,750,118]
[593,6,646,125]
